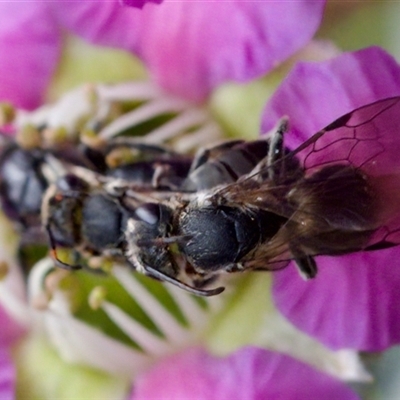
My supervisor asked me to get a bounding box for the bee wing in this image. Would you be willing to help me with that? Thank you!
[291,97,400,250]
[243,236,292,271]
[292,96,400,176]
[217,97,400,253]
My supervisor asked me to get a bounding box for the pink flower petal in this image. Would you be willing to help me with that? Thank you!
[0,304,25,348]
[132,347,359,400]
[51,3,141,49]
[0,3,62,109]
[0,1,325,106]
[135,1,326,101]
[120,0,162,7]
[261,47,400,350]
[261,47,400,148]
[273,251,400,351]
[0,349,15,400]
[55,1,326,102]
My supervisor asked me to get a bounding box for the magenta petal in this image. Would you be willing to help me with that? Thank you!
[0,304,25,348]
[273,251,400,351]
[120,0,162,7]
[261,47,400,149]
[0,3,61,109]
[52,2,142,49]
[261,47,400,350]
[132,347,359,400]
[56,1,325,102]
[0,349,15,400]
[135,1,326,101]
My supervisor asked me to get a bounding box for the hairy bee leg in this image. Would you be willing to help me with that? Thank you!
[267,117,289,182]
[290,245,317,280]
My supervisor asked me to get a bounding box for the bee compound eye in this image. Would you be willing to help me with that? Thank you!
[134,203,161,225]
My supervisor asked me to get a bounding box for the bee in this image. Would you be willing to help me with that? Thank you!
[40,171,224,296]
[122,97,400,295]
[0,133,192,226]
[39,136,279,295]
[40,145,189,257]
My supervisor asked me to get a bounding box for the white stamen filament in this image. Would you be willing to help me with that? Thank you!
[28,257,224,375]
[16,86,93,133]
[0,215,30,327]
[44,299,152,376]
[98,98,189,140]
[101,300,170,355]
[28,258,153,375]
[142,108,211,145]
[165,285,213,330]
[14,81,222,155]
[96,82,162,102]
[112,265,193,345]
[173,122,223,153]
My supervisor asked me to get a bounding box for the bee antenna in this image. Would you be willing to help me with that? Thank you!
[143,264,225,297]
[163,234,193,244]
[45,224,82,271]
[137,234,192,247]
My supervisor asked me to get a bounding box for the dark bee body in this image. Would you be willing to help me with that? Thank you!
[0,135,194,279]
[38,143,192,271]
[177,206,286,272]
[0,143,99,228]
[43,174,132,264]
[181,139,270,191]
[123,97,400,295]
[80,140,193,190]
[175,162,375,280]
[0,145,48,227]
[0,137,190,228]
[107,158,192,189]
[42,175,221,295]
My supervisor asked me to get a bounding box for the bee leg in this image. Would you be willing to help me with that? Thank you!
[290,245,318,280]
[151,163,181,189]
[127,253,224,296]
[225,263,245,272]
[192,274,219,289]
[245,118,289,183]
[293,256,318,280]
[105,141,176,155]
[267,117,289,182]
[143,264,225,296]
[44,224,82,270]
